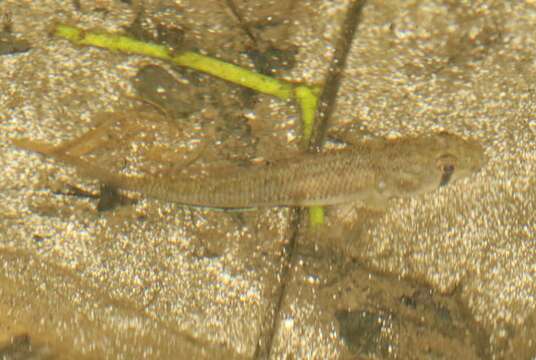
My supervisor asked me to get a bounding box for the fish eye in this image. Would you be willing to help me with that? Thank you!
[442,164,455,175]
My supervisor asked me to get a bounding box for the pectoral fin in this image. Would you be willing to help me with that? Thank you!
[361,191,389,212]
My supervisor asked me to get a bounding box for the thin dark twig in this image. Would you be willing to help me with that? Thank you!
[223,0,257,44]
[310,0,367,151]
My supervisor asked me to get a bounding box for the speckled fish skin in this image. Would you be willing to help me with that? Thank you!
[37,132,486,210]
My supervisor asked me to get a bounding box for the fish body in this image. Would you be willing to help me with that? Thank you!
[14,132,485,210]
